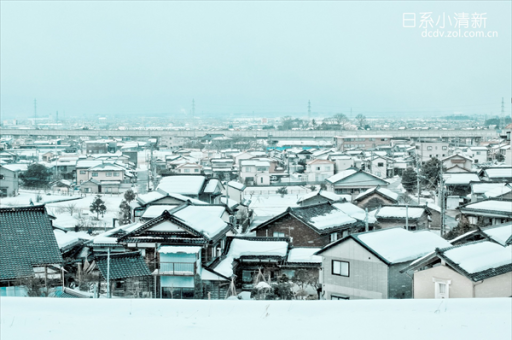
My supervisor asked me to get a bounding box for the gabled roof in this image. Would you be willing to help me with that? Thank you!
[0,205,63,281]
[119,203,232,243]
[296,190,345,204]
[373,205,430,220]
[326,168,389,185]
[157,175,207,196]
[436,240,512,281]
[316,228,450,265]
[353,186,399,203]
[441,153,473,162]
[95,251,151,280]
[251,202,361,235]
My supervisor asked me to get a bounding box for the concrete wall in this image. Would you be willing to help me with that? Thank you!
[474,272,512,298]
[320,238,388,299]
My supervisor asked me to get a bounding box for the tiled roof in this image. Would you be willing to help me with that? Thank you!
[0,205,63,281]
[95,252,151,280]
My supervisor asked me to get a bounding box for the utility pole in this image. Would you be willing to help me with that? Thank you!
[106,247,111,298]
[439,162,445,236]
[365,208,369,232]
[416,155,421,204]
[34,99,37,128]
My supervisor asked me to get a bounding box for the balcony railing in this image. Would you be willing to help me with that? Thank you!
[149,262,196,276]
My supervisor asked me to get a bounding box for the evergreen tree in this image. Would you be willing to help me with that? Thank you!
[90,195,107,220]
[118,200,131,225]
[421,158,442,190]
[123,189,136,203]
[19,163,52,188]
[401,167,417,193]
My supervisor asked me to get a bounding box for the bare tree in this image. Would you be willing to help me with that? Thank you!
[355,114,367,129]
[66,202,78,216]
[332,113,348,130]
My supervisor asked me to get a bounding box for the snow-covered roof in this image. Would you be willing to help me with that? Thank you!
[332,202,377,223]
[443,241,512,274]
[173,205,228,239]
[481,223,512,246]
[141,205,178,219]
[484,185,512,199]
[444,173,480,185]
[375,206,426,219]
[214,238,288,277]
[203,179,221,194]
[228,181,246,191]
[356,228,451,264]
[482,168,512,179]
[157,176,206,196]
[305,207,356,230]
[75,160,103,168]
[53,230,92,249]
[471,182,507,194]
[326,169,357,183]
[354,187,399,202]
[462,200,512,214]
[1,163,28,172]
[287,248,322,263]
[297,190,344,203]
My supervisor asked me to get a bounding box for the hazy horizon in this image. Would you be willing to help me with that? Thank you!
[1,1,511,120]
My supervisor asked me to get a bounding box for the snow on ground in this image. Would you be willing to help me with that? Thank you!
[0,190,78,208]
[1,298,510,340]
[45,194,125,231]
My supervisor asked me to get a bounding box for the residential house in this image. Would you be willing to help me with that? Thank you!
[478,167,512,182]
[239,159,270,186]
[470,182,510,202]
[326,168,389,196]
[442,154,473,172]
[353,186,400,210]
[315,228,450,300]
[175,163,203,175]
[305,159,334,182]
[406,224,512,299]
[467,147,488,165]
[443,172,480,197]
[226,181,246,204]
[211,236,289,290]
[251,203,363,247]
[0,164,21,196]
[327,153,355,174]
[459,199,512,226]
[296,190,346,207]
[365,155,392,178]
[0,205,63,285]
[416,141,449,163]
[75,160,103,184]
[116,203,235,299]
[372,205,431,230]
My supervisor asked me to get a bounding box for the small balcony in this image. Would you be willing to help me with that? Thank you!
[149,261,196,276]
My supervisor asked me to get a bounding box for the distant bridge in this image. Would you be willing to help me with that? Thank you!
[0,128,499,140]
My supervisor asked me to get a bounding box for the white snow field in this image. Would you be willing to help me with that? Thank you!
[1,298,511,340]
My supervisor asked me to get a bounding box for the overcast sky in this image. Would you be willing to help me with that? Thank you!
[1,1,510,119]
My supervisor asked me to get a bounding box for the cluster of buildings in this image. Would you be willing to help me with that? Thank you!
[1,128,511,300]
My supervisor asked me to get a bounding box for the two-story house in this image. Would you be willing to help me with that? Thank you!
[305,159,334,182]
[239,159,270,186]
[315,228,450,300]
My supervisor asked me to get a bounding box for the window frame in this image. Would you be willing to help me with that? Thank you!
[331,260,350,277]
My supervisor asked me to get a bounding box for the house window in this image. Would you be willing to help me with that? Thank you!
[377,162,384,167]
[317,167,321,171]
[184,169,190,173]
[80,170,86,174]
[92,172,98,177]
[442,146,447,150]
[273,232,285,237]
[434,280,451,299]
[331,295,349,300]
[113,172,120,177]
[194,169,199,173]
[260,177,263,184]
[427,146,432,151]
[330,233,338,242]
[332,260,349,277]
[106,172,112,177]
